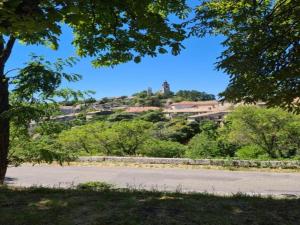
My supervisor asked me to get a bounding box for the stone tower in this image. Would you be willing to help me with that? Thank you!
[161,81,170,95]
[147,87,153,96]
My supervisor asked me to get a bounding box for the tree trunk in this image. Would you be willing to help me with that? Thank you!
[0,65,9,184]
[0,36,15,184]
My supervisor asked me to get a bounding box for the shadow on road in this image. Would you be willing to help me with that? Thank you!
[4,177,17,184]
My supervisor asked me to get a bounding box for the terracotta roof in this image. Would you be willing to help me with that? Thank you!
[125,107,160,113]
[163,108,210,113]
[171,101,218,106]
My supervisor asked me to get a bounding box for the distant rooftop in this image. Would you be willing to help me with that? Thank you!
[163,108,211,113]
[170,101,219,106]
[125,107,160,113]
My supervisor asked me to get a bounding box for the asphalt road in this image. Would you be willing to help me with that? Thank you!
[5,165,300,196]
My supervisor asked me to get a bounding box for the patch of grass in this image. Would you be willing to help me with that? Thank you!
[0,185,300,225]
[77,181,115,191]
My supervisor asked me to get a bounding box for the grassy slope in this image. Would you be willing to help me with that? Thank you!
[1,186,300,225]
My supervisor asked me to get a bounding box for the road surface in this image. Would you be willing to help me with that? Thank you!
[5,164,300,196]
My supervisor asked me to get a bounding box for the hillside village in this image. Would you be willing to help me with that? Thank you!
[57,81,265,123]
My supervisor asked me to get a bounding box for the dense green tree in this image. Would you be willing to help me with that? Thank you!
[133,90,148,99]
[151,118,200,143]
[139,139,186,158]
[192,0,300,112]
[1,55,82,181]
[59,120,153,156]
[0,0,189,183]
[235,145,267,159]
[198,120,218,137]
[8,122,30,166]
[139,110,167,123]
[167,119,200,144]
[34,121,72,136]
[186,132,220,158]
[106,120,153,155]
[131,89,215,106]
[144,96,162,107]
[107,112,136,122]
[19,135,74,165]
[58,121,107,155]
[10,120,77,166]
[224,106,300,158]
[174,90,215,101]
[186,120,223,158]
[9,88,90,167]
[199,120,238,157]
[131,90,163,106]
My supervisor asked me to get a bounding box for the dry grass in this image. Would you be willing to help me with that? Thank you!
[54,161,300,173]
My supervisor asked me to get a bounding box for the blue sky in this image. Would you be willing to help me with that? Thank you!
[6,26,228,99]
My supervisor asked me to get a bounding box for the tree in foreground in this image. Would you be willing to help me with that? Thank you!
[0,0,189,183]
[6,54,95,166]
[191,0,300,112]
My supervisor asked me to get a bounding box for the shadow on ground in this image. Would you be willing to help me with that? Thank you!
[0,185,299,225]
[3,177,17,184]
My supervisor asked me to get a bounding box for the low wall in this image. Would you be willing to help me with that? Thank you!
[77,156,300,169]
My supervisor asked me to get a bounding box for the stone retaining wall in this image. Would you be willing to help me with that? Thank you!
[77,156,300,169]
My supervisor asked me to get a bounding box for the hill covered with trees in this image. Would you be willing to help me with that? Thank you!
[129,89,216,107]
[9,106,300,165]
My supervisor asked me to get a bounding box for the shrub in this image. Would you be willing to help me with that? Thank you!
[186,133,220,158]
[139,139,186,158]
[17,135,76,165]
[235,145,267,159]
[293,155,300,160]
[77,182,115,191]
[139,111,166,123]
[107,112,136,122]
[153,118,200,144]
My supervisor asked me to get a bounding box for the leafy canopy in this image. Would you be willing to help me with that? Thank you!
[1,0,189,67]
[139,139,186,158]
[58,120,153,156]
[191,0,300,112]
[224,106,300,158]
[6,55,93,165]
[3,55,84,125]
[175,90,215,101]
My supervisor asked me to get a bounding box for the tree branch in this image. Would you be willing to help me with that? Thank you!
[0,36,16,68]
[0,35,4,54]
[4,68,20,77]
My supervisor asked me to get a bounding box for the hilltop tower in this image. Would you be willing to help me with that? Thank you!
[161,81,171,95]
[147,87,153,96]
